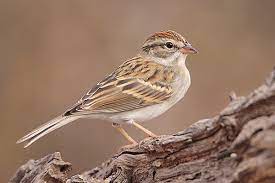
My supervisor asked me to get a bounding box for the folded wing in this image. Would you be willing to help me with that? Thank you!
[67,57,175,115]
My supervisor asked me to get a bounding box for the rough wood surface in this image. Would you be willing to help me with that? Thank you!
[10,68,275,183]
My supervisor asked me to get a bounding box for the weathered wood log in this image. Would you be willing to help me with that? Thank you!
[10,68,275,183]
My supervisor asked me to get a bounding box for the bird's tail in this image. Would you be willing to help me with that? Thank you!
[17,115,80,148]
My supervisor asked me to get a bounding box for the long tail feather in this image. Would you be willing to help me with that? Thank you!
[17,115,79,148]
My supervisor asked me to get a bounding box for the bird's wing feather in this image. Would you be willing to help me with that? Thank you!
[67,56,176,114]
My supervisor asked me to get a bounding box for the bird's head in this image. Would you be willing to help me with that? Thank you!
[140,30,197,64]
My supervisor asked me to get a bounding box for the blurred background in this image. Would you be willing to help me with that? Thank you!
[1,0,274,181]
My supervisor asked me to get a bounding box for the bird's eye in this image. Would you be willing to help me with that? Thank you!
[165,42,174,49]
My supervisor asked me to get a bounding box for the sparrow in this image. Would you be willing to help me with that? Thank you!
[17,30,197,148]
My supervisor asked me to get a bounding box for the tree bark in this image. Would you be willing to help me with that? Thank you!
[10,68,275,183]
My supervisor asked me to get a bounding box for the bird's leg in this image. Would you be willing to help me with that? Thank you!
[112,123,137,144]
[131,121,157,137]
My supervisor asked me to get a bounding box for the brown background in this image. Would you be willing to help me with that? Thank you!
[1,1,274,182]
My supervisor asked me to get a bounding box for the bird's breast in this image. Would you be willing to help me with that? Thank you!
[169,64,191,106]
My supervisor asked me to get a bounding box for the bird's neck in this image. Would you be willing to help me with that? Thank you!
[139,52,187,67]
[175,54,188,69]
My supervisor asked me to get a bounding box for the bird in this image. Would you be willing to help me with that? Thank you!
[17,30,198,148]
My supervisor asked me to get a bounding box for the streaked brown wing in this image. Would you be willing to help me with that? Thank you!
[67,56,175,115]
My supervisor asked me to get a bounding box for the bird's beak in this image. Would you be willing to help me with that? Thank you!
[180,44,198,54]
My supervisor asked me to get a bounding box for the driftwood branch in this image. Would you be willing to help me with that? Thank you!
[10,68,275,183]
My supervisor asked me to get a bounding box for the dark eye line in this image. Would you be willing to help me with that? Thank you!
[142,42,180,51]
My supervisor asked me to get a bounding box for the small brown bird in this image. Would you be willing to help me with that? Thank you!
[17,30,197,148]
